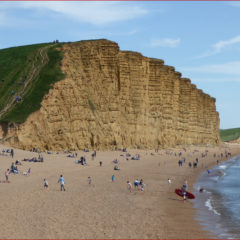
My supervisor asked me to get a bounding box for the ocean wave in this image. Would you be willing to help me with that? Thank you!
[211,176,220,182]
[218,170,226,178]
[204,189,212,195]
[205,198,221,216]
[219,165,227,169]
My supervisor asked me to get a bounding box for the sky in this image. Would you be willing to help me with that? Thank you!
[0,1,239,129]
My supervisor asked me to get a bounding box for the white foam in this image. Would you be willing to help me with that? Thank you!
[219,233,233,239]
[204,190,212,195]
[219,165,227,169]
[205,198,221,216]
[211,176,220,182]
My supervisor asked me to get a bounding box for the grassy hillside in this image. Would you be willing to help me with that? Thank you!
[220,128,240,142]
[0,43,65,123]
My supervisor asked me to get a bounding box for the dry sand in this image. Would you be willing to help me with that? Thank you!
[0,143,240,239]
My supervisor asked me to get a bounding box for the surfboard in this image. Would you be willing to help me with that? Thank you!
[175,188,195,199]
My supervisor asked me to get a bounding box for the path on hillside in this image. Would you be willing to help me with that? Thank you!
[0,44,55,120]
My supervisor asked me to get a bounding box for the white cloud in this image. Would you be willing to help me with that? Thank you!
[181,61,240,76]
[150,38,180,48]
[196,35,240,58]
[0,2,148,26]
[213,36,240,52]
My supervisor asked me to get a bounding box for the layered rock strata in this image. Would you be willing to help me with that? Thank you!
[0,39,220,150]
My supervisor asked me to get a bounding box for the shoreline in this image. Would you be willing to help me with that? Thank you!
[0,143,239,239]
[193,152,240,239]
[167,143,240,239]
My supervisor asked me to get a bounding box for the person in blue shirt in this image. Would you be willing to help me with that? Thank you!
[58,175,66,191]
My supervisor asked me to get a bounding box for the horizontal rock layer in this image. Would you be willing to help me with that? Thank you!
[1,39,220,150]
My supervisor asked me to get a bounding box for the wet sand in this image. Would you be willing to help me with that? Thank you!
[0,143,239,239]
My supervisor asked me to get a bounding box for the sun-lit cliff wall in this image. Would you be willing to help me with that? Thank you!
[1,39,220,150]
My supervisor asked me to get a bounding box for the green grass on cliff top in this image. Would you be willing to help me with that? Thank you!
[220,128,240,142]
[0,43,65,123]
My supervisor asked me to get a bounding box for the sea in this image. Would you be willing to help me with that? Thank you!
[194,155,240,239]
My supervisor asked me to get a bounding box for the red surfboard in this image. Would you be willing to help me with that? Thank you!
[175,189,195,199]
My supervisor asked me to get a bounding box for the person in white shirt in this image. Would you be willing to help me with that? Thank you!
[127,181,132,192]
[168,178,172,185]
[44,178,48,188]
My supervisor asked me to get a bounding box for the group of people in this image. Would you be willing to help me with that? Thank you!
[1,166,30,183]
[127,179,145,192]
[44,175,66,191]
[76,156,87,165]
[9,162,31,175]
[23,155,44,162]
[11,162,19,174]
[0,147,234,206]
[1,149,14,158]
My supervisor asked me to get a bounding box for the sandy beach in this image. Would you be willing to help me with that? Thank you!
[0,143,240,239]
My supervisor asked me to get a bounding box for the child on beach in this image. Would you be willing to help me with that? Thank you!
[134,179,139,190]
[168,178,171,185]
[58,175,66,191]
[5,169,9,182]
[127,181,132,192]
[88,176,92,185]
[140,179,145,192]
[44,178,48,189]
[183,179,188,190]
[183,191,187,202]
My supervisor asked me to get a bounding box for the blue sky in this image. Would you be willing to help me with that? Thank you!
[0,1,239,129]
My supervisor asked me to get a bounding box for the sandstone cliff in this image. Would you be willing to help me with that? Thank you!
[231,137,240,143]
[0,39,220,150]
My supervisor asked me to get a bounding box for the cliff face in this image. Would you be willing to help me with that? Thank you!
[1,39,220,150]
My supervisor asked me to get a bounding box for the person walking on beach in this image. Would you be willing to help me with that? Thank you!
[168,178,171,185]
[10,149,14,158]
[112,175,115,182]
[5,169,9,182]
[44,178,48,189]
[181,180,188,202]
[58,175,66,191]
[183,179,188,190]
[140,179,145,192]
[88,176,92,185]
[182,187,187,202]
[134,179,139,190]
[99,161,102,167]
[127,181,132,192]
